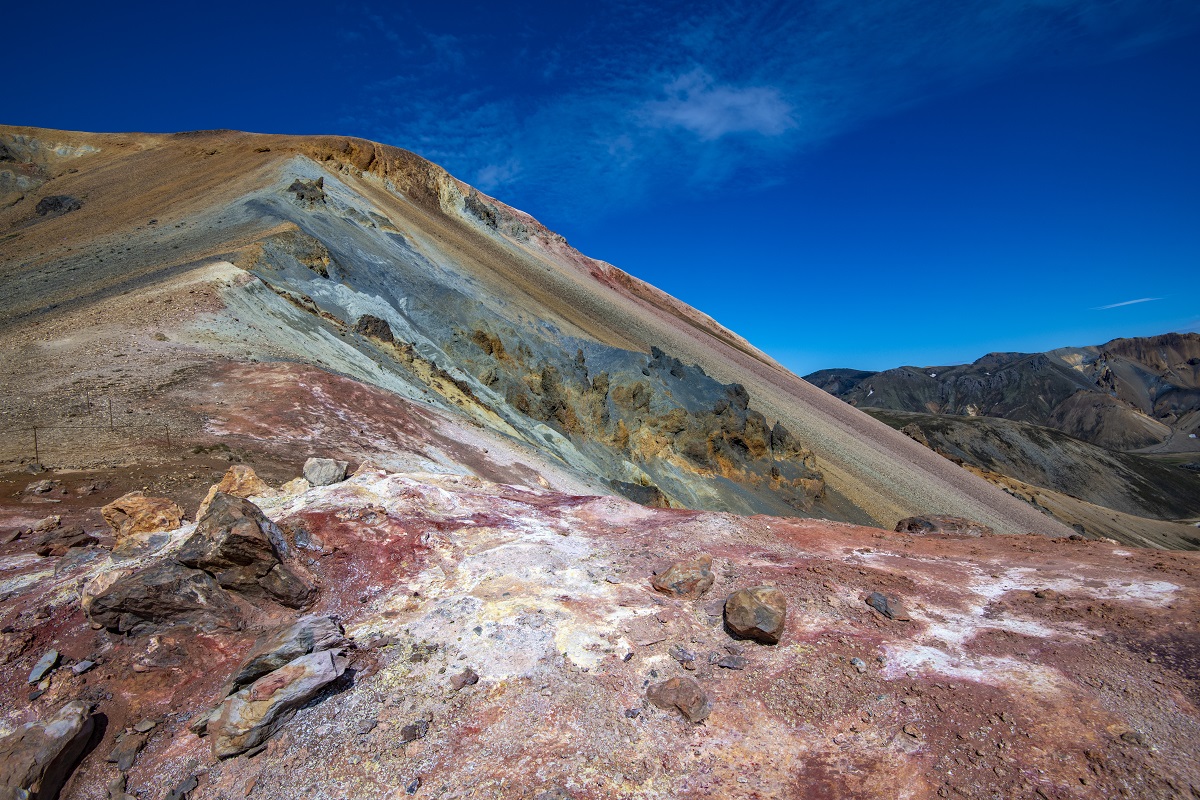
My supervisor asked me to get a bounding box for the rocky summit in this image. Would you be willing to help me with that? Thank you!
[1,126,1197,799]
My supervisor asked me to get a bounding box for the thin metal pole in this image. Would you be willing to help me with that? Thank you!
[32,426,39,464]
[108,398,115,431]
[165,423,171,449]
[85,389,91,409]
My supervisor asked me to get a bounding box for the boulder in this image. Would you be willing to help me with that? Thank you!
[646,677,711,723]
[865,591,911,621]
[0,700,94,800]
[177,493,314,607]
[894,515,993,537]
[724,586,787,644]
[196,465,276,520]
[82,560,242,635]
[178,493,279,575]
[225,616,346,694]
[650,554,714,598]
[303,458,348,487]
[209,649,347,759]
[34,195,83,217]
[101,492,184,540]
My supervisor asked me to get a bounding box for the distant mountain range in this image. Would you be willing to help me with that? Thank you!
[807,333,1200,547]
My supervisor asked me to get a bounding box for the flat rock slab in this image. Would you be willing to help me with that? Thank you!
[724,586,787,644]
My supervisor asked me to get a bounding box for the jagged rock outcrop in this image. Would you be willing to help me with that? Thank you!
[225,615,346,694]
[178,493,315,608]
[895,515,993,537]
[196,465,276,520]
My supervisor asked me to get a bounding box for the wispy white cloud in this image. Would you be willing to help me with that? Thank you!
[1092,297,1163,310]
[641,69,796,141]
[341,1,1200,219]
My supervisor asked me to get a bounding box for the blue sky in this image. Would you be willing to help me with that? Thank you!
[8,1,1199,373]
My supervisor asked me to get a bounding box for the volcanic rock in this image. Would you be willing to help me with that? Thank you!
[865,591,911,621]
[399,720,429,743]
[34,194,83,216]
[177,493,313,606]
[647,676,711,723]
[355,314,394,343]
[101,491,184,540]
[303,458,348,487]
[724,586,787,644]
[0,700,94,800]
[35,525,97,558]
[650,553,714,598]
[209,649,348,759]
[82,560,242,634]
[105,730,148,772]
[895,515,994,537]
[196,465,275,520]
[450,667,479,690]
[226,615,346,694]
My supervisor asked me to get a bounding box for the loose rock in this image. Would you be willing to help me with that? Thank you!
[303,458,348,487]
[894,515,993,537]
[724,586,787,644]
[399,720,429,743]
[650,553,714,598]
[450,667,479,690]
[646,676,711,723]
[865,591,911,621]
[27,650,59,683]
[0,700,94,800]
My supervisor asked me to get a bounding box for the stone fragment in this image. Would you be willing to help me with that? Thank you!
[102,492,184,540]
[210,649,348,759]
[82,560,242,635]
[450,667,479,690]
[164,773,200,800]
[226,615,346,694]
[105,730,148,771]
[894,515,993,537]
[0,700,94,800]
[647,676,711,723]
[32,515,60,532]
[850,657,867,674]
[28,650,59,683]
[724,586,787,644]
[865,591,911,621]
[650,554,714,598]
[303,458,348,487]
[71,660,95,675]
[35,525,98,558]
[716,655,746,670]
[132,719,157,733]
[399,720,429,743]
[196,465,276,520]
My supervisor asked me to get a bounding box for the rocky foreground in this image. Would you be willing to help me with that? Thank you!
[2,464,1198,799]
